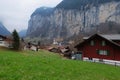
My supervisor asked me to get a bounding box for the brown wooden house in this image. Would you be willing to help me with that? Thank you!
[75,34,120,62]
[0,35,13,48]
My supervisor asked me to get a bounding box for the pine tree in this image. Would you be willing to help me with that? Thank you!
[12,30,20,50]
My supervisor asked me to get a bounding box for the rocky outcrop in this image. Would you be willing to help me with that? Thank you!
[27,0,120,40]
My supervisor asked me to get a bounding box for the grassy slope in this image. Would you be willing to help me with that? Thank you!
[0,49,120,80]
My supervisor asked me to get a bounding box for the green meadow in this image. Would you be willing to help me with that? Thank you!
[0,48,120,80]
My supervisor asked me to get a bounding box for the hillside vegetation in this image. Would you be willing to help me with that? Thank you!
[0,49,120,80]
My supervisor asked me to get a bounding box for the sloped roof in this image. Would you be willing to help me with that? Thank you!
[0,35,6,39]
[83,34,120,40]
[100,34,120,40]
[75,34,120,48]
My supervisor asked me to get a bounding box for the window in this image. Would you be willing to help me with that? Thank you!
[101,41,106,46]
[90,40,95,46]
[97,50,109,56]
[0,38,3,41]
[0,41,3,44]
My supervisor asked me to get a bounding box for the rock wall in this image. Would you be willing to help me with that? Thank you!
[27,0,120,40]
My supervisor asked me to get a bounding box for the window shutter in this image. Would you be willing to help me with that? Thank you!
[97,50,99,54]
[107,50,110,56]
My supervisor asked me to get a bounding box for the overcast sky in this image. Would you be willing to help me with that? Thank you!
[0,0,62,32]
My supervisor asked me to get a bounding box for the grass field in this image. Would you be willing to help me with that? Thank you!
[0,48,120,80]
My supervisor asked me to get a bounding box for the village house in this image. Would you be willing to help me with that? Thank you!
[75,34,120,64]
[0,35,12,48]
[23,42,40,51]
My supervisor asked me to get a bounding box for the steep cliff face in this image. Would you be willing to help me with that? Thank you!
[27,0,120,40]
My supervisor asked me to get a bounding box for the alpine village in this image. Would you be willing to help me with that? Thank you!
[1,0,120,80]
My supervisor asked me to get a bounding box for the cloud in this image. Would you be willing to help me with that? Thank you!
[0,0,62,32]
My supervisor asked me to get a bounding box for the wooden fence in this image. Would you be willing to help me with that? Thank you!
[84,59,120,67]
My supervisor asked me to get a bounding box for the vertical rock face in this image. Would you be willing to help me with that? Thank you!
[27,0,120,40]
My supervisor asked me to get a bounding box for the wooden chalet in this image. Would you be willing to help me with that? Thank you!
[75,34,120,62]
[0,35,12,48]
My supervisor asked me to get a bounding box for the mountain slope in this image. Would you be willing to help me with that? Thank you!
[27,0,120,41]
[19,29,27,37]
[0,22,10,36]
[56,0,120,9]
[31,7,54,17]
